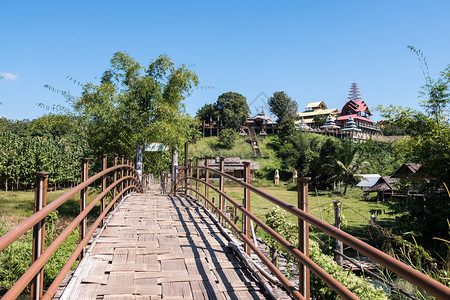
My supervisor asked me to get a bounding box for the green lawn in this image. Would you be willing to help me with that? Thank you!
[193,181,395,244]
[0,188,102,230]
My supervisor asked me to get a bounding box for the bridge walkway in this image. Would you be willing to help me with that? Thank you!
[57,186,270,300]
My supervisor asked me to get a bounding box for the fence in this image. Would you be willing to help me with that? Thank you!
[0,155,142,300]
[175,156,450,300]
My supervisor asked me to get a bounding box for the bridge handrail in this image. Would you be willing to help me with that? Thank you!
[180,165,450,300]
[0,161,143,300]
[182,177,355,300]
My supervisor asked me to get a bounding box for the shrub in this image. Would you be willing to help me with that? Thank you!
[218,128,237,149]
[263,206,387,299]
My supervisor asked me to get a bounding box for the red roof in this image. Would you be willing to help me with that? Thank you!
[336,114,375,124]
[339,100,373,115]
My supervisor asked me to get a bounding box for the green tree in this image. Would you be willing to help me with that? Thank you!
[196,103,217,123]
[327,142,370,195]
[267,91,298,123]
[313,114,328,128]
[218,128,237,149]
[277,118,296,141]
[74,52,199,173]
[214,92,249,130]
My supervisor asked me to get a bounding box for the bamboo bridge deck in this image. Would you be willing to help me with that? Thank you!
[56,186,271,300]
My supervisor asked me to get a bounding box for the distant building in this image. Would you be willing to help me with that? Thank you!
[198,157,259,180]
[245,108,278,134]
[295,101,338,129]
[335,83,381,135]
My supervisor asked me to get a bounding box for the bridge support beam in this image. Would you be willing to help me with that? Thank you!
[298,177,311,299]
[31,172,49,300]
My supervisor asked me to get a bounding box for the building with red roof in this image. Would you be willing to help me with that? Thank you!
[335,83,381,135]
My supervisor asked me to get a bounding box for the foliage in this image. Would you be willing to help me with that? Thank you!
[267,91,298,123]
[214,92,249,130]
[313,114,328,128]
[356,140,405,176]
[377,121,406,136]
[0,211,78,294]
[0,130,91,190]
[263,207,387,299]
[195,103,217,123]
[277,118,296,141]
[375,48,450,261]
[218,128,237,149]
[74,52,199,174]
[274,131,327,176]
[326,142,371,195]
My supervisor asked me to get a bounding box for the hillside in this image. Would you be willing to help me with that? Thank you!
[189,135,282,180]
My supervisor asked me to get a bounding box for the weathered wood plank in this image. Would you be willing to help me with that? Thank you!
[57,193,269,300]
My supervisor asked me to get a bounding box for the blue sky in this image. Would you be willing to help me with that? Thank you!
[1,0,449,121]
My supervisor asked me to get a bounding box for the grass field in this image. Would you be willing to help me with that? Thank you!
[193,181,395,244]
[0,188,102,230]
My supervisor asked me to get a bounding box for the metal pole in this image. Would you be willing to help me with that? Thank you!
[189,159,193,197]
[113,155,118,207]
[205,157,210,209]
[334,201,344,268]
[172,147,178,194]
[79,158,89,261]
[101,154,107,227]
[219,157,225,225]
[184,142,188,193]
[298,177,311,299]
[136,141,143,181]
[31,172,49,300]
[196,157,200,200]
[243,162,251,256]
[121,155,125,199]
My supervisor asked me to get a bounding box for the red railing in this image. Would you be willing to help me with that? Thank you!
[175,157,450,300]
[0,155,142,300]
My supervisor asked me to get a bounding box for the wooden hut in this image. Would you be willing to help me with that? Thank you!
[365,176,400,202]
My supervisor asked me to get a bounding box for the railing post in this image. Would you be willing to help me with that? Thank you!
[298,176,311,299]
[31,172,49,300]
[101,154,107,227]
[113,154,118,207]
[205,157,210,209]
[219,157,225,225]
[189,159,193,197]
[334,200,344,268]
[120,155,125,199]
[243,161,251,256]
[79,158,89,261]
[184,142,188,193]
[195,158,200,200]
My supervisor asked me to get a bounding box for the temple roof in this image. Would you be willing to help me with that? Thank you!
[339,99,373,115]
[305,101,327,109]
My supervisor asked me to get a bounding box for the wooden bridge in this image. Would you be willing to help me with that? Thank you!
[56,189,272,299]
[0,154,449,300]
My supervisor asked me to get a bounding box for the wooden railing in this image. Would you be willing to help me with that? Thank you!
[0,155,143,300]
[175,157,450,300]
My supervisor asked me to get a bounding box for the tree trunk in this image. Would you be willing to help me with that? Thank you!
[5,179,8,191]
[343,182,348,195]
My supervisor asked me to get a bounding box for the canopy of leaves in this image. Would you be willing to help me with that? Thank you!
[267,91,298,123]
[196,103,217,123]
[218,128,237,149]
[214,92,249,130]
[74,52,199,174]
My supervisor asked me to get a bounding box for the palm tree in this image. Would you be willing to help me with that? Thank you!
[327,142,370,195]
